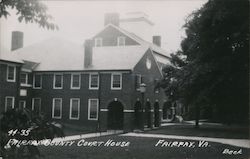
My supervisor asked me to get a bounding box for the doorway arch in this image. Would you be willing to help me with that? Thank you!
[107,101,124,129]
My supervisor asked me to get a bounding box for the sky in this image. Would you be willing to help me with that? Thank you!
[0,0,206,53]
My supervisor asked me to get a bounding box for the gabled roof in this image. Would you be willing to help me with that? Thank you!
[90,46,148,70]
[12,37,149,71]
[104,24,170,57]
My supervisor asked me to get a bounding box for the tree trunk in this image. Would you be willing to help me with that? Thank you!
[195,105,200,128]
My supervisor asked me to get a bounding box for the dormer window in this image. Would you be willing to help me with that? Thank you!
[117,36,125,46]
[95,38,102,47]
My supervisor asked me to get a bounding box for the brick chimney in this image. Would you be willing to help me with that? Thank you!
[84,39,93,68]
[104,13,120,26]
[11,31,23,51]
[152,36,161,47]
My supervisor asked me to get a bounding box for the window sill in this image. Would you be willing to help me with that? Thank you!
[69,117,79,120]
[7,80,16,82]
[33,87,42,89]
[21,84,32,87]
[52,117,61,119]
[89,87,99,90]
[88,118,98,121]
[71,87,80,90]
[111,87,122,90]
[53,87,63,89]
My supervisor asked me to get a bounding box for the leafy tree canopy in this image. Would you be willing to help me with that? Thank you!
[161,0,249,123]
[0,0,58,30]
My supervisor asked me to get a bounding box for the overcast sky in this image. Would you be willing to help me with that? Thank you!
[0,0,206,53]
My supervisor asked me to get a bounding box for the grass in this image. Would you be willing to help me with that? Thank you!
[148,123,249,139]
[62,123,94,136]
[38,135,249,159]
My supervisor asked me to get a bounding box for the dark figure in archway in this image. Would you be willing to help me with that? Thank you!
[145,102,152,128]
[154,102,160,127]
[134,101,142,129]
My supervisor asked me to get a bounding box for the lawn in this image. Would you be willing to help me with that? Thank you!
[38,134,249,159]
[147,123,249,139]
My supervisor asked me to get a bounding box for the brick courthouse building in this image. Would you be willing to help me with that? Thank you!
[0,12,172,131]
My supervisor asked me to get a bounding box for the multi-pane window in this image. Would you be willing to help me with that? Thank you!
[135,74,143,90]
[5,97,15,111]
[33,74,42,88]
[95,38,102,47]
[88,99,98,120]
[89,74,99,89]
[20,73,28,85]
[70,98,80,120]
[52,98,62,119]
[117,37,125,46]
[7,65,16,82]
[32,98,41,113]
[53,74,63,89]
[111,73,122,89]
[71,74,80,89]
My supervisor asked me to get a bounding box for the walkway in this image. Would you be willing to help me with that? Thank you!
[120,133,250,148]
[50,130,123,142]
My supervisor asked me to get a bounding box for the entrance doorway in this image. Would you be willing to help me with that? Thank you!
[107,101,124,129]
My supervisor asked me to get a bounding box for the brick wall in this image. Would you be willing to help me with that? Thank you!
[29,71,134,130]
[0,61,21,113]
[93,26,139,46]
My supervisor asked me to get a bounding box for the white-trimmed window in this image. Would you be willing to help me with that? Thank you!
[70,98,80,120]
[20,73,28,85]
[135,74,142,91]
[117,36,125,46]
[5,96,15,111]
[88,99,99,120]
[52,98,62,119]
[111,73,122,90]
[19,100,26,109]
[33,74,42,89]
[32,98,41,113]
[71,74,81,89]
[89,73,99,90]
[53,74,63,89]
[95,38,102,47]
[7,65,16,82]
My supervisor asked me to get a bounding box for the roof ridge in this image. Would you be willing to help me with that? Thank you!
[107,24,169,57]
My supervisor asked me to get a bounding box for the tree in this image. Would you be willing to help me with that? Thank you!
[0,0,58,30]
[0,108,64,158]
[160,0,249,127]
